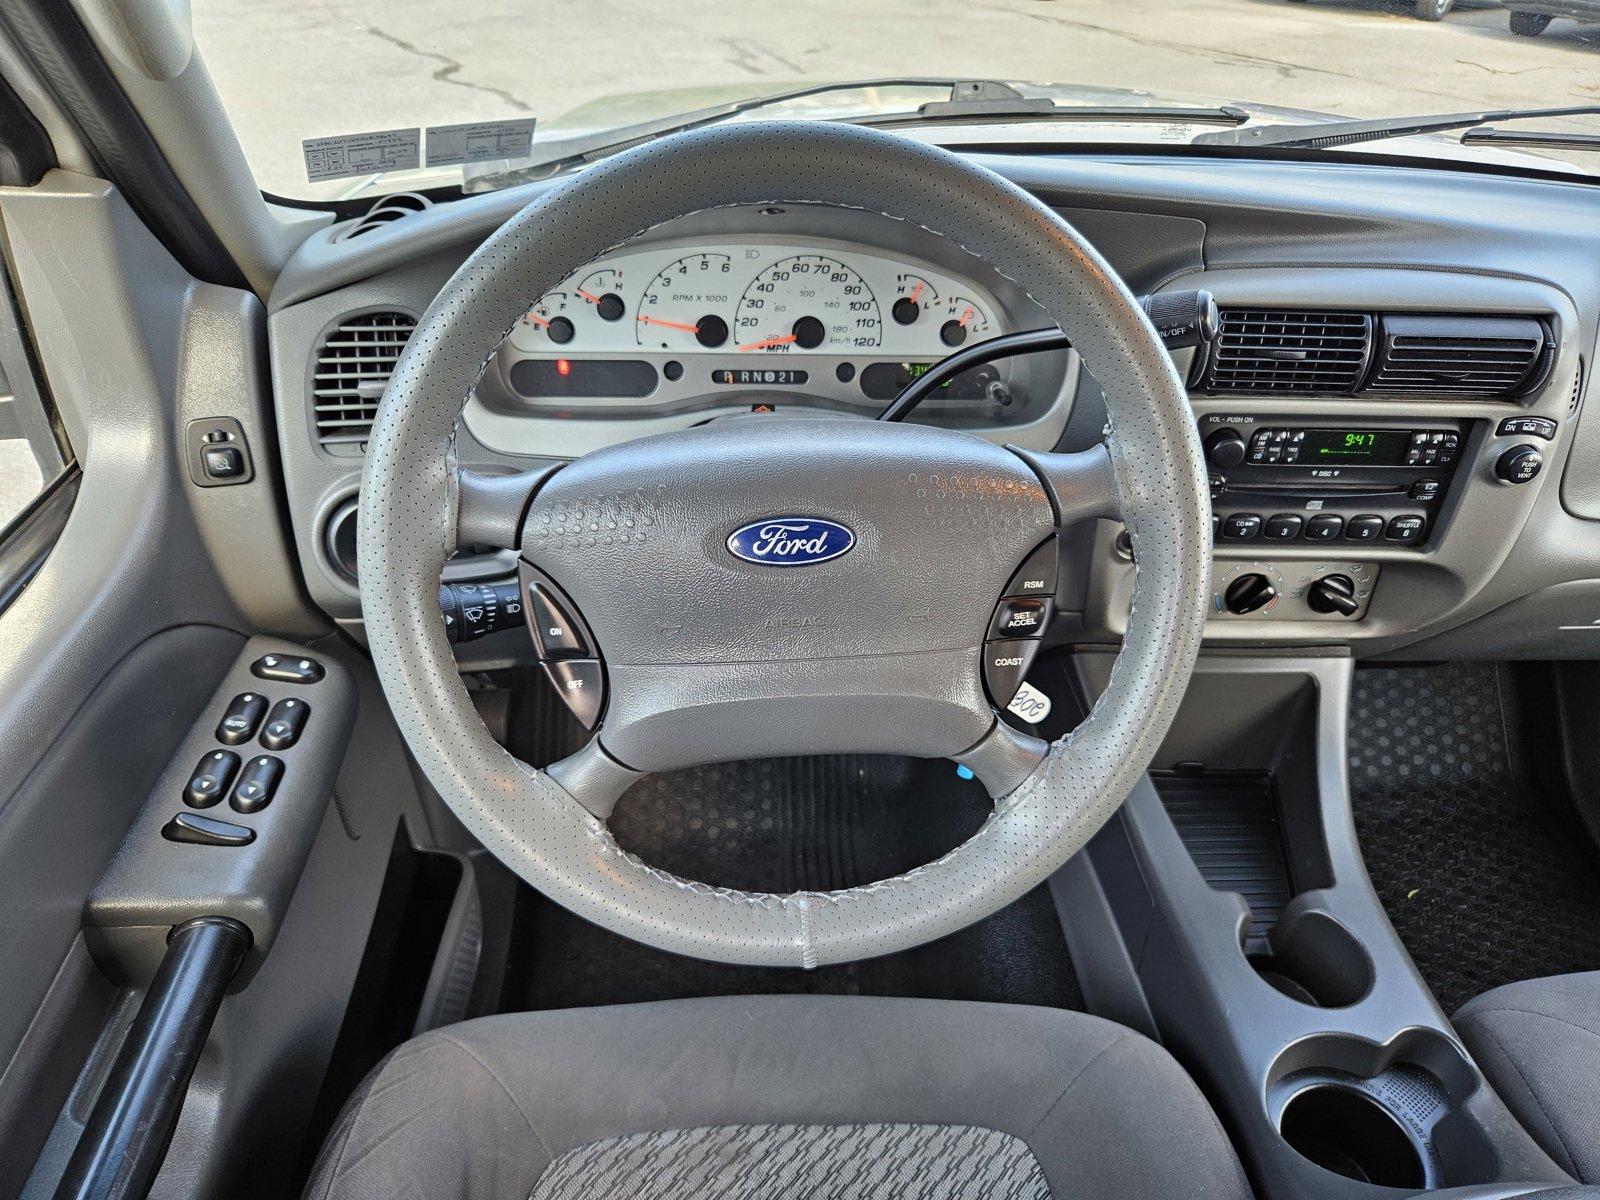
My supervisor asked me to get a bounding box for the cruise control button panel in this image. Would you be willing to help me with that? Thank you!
[543,660,605,729]
[1003,538,1058,599]
[990,598,1049,640]
[521,562,607,729]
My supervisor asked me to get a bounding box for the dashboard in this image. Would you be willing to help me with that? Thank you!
[264,149,1600,666]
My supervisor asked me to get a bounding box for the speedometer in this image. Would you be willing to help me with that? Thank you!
[734,255,882,353]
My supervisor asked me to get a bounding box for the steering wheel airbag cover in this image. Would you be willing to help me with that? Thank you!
[358,122,1209,967]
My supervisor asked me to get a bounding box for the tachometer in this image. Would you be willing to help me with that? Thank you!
[734,255,881,353]
[637,254,735,349]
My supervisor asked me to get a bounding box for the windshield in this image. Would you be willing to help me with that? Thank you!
[194,1,1600,202]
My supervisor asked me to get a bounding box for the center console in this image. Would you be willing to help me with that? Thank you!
[1040,652,1572,1198]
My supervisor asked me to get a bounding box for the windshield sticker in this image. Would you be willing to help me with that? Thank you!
[426,119,538,167]
[303,128,421,183]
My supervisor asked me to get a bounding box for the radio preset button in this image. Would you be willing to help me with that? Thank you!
[1264,514,1303,540]
[1385,514,1428,543]
[1221,513,1263,541]
[1345,514,1385,542]
[1304,514,1344,541]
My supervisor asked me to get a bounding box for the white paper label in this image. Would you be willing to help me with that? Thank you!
[303,128,421,182]
[426,119,538,166]
[1006,681,1053,725]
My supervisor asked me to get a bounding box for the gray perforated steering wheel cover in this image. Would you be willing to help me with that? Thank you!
[358,121,1209,968]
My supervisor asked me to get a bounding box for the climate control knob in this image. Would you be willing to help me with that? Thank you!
[1223,573,1277,615]
[1206,430,1248,469]
[1308,574,1361,617]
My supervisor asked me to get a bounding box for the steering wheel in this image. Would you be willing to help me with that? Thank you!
[358,121,1210,968]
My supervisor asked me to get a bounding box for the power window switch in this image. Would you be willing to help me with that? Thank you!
[259,698,309,750]
[184,750,240,808]
[216,692,268,745]
[162,812,255,847]
[230,754,284,814]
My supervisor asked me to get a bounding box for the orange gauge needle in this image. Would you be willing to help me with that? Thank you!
[739,333,799,352]
[523,311,552,328]
[910,282,924,303]
[576,288,601,304]
[638,314,700,333]
[958,305,976,327]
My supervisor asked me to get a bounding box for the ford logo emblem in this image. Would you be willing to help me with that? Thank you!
[727,517,855,566]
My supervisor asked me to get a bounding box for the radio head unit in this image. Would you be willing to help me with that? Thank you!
[1199,415,1467,548]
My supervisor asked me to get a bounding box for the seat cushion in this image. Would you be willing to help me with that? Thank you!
[303,995,1251,1200]
[1457,972,1600,1183]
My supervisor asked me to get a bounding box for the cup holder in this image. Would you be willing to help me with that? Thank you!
[1249,910,1373,1008]
[1279,1083,1426,1189]
[1268,1029,1484,1191]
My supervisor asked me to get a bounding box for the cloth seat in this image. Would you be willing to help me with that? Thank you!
[303,994,1253,1200]
[1457,972,1600,1184]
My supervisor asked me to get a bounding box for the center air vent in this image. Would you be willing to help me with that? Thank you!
[1202,309,1371,395]
[1366,314,1551,399]
[312,311,416,455]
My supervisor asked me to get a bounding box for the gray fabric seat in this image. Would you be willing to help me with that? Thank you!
[1457,972,1600,1184]
[303,995,1253,1200]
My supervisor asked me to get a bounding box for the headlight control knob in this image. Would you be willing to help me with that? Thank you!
[1308,574,1361,617]
[1223,573,1277,614]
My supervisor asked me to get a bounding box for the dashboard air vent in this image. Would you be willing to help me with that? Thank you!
[1203,309,1371,394]
[312,311,416,454]
[1572,360,1585,413]
[336,192,433,241]
[1365,314,1549,398]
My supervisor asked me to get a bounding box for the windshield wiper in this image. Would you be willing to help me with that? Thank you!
[1193,104,1600,150]
[514,79,1249,179]
[1462,127,1600,154]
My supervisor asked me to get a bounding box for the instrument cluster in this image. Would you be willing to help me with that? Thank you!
[483,236,1026,421]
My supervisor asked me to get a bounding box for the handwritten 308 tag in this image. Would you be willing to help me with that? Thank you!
[1006,682,1052,725]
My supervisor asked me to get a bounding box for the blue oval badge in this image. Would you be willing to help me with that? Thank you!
[727,517,855,567]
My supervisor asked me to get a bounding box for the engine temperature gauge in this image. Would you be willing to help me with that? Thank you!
[575,268,627,322]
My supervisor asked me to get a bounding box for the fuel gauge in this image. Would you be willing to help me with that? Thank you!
[509,292,576,351]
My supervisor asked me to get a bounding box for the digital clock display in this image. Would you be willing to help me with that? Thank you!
[1302,429,1411,466]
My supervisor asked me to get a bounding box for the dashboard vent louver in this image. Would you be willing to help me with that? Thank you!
[1204,309,1371,394]
[1572,360,1585,413]
[336,192,433,241]
[312,311,416,453]
[1365,315,1549,399]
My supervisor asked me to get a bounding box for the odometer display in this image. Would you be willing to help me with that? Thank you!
[734,255,882,352]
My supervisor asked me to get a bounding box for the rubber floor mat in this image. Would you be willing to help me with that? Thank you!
[1348,662,1600,1014]
[498,733,1083,1011]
